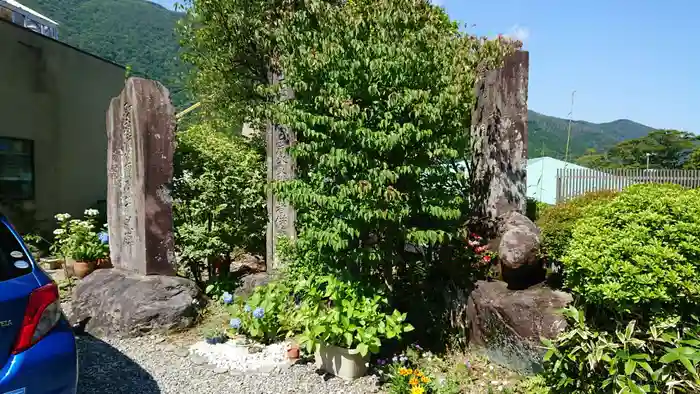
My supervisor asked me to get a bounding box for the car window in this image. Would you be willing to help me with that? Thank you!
[0,219,32,281]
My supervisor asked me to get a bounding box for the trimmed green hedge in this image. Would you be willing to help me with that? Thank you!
[562,184,700,318]
[536,190,618,260]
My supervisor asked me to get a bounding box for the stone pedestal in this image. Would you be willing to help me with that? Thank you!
[106,77,176,276]
[470,51,529,236]
[70,269,202,337]
[466,280,571,374]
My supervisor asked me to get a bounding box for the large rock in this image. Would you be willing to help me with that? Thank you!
[466,280,572,374]
[70,269,202,337]
[497,211,543,289]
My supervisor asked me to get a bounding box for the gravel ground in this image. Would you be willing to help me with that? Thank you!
[75,334,382,394]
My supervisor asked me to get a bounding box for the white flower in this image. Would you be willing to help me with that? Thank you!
[54,213,71,221]
[84,209,99,217]
[53,229,65,235]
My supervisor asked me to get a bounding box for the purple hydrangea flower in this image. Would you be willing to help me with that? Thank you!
[252,307,265,319]
[222,292,233,304]
[229,318,241,329]
[98,232,109,244]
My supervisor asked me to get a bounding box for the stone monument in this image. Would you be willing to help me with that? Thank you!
[70,77,201,337]
[266,72,296,270]
[105,77,176,276]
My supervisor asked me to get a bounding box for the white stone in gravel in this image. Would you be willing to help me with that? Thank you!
[189,340,289,374]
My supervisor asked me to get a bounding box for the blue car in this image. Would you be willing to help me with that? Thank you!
[0,215,78,394]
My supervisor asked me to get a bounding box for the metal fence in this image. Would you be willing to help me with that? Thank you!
[555,168,700,203]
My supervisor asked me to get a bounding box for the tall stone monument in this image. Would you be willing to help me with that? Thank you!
[469,50,529,234]
[70,77,201,338]
[266,72,296,270]
[105,77,176,276]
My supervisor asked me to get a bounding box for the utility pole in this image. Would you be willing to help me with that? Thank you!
[564,90,576,164]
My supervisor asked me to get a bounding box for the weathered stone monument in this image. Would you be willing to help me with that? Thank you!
[266,73,296,270]
[469,50,542,289]
[464,51,571,372]
[105,77,176,276]
[469,50,529,227]
[70,77,201,337]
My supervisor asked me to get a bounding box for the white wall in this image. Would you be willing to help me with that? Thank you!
[0,20,124,225]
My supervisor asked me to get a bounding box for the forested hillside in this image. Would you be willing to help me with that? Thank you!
[21,0,189,106]
[528,111,654,159]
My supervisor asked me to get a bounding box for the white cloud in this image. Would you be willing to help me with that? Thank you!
[505,24,530,43]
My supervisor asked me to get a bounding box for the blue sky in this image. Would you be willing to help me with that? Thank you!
[153,0,698,132]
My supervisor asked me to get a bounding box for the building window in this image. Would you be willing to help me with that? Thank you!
[0,138,34,201]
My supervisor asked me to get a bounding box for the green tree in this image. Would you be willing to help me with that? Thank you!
[270,0,517,292]
[578,129,698,169]
[173,122,266,285]
[177,0,297,128]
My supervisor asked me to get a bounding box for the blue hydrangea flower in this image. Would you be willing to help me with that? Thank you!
[229,318,241,329]
[252,307,265,319]
[222,292,233,304]
[98,232,109,244]
[244,305,251,313]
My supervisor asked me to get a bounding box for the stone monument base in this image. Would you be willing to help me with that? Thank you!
[70,269,203,337]
[465,280,572,374]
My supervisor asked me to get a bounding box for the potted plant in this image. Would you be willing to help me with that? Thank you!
[292,275,414,380]
[51,210,110,279]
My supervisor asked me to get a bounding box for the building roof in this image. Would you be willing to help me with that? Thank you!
[1,0,58,26]
[0,17,125,70]
[526,156,594,205]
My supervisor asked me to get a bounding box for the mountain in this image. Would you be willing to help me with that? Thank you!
[528,111,655,160]
[20,0,189,106]
[18,0,656,156]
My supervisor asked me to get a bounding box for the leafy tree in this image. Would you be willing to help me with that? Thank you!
[269,0,517,298]
[177,0,297,128]
[576,129,698,169]
[173,121,266,285]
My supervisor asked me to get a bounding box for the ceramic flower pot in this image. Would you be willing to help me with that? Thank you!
[314,343,369,380]
[287,345,300,360]
[73,261,96,279]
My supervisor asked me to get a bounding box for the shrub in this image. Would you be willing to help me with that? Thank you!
[562,184,700,319]
[51,210,109,262]
[173,122,266,285]
[542,306,700,394]
[536,190,618,260]
[227,281,297,344]
[292,274,414,357]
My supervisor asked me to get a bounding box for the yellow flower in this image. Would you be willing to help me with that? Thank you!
[398,368,411,376]
[414,370,423,377]
[421,376,431,384]
[410,386,425,394]
[409,377,420,386]
[405,368,413,375]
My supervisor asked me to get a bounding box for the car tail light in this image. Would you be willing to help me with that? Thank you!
[12,282,62,354]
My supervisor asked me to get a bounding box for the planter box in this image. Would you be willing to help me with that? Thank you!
[314,343,369,380]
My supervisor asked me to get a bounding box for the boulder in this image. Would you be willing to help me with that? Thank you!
[233,272,272,299]
[70,269,203,337]
[230,254,266,276]
[497,211,543,289]
[466,280,572,374]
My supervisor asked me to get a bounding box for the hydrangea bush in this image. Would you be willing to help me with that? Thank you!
[51,209,109,262]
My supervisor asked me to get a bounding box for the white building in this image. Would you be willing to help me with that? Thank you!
[0,0,58,39]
